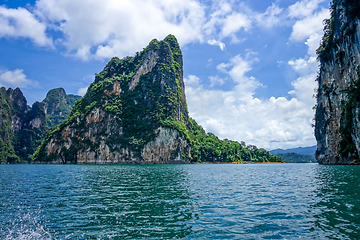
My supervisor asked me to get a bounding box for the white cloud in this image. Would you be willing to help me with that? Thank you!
[185,54,316,150]
[0,1,293,59]
[184,75,201,87]
[288,0,325,18]
[208,39,226,50]
[0,6,52,47]
[209,75,225,87]
[305,32,322,56]
[220,12,252,37]
[288,56,318,76]
[0,69,38,88]
[203,2,251,44]
[289,8,329,42]
[35,0,206,60]
[77,87,88,96]
[255,3,284,28]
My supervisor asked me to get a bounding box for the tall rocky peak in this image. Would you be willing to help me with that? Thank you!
[315,0,360,164]
[42,87,81,128]
[0,86,80,163]
[7,88,28,114]
[33,35,191,164]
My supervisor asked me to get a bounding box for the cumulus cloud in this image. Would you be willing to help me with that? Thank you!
[287,0,327,111]
[209,75,225,87]
[184,53,317,150]
[77,87,88,96]
[208,39,226,50]
[255,3,284,28]
[288,0,329,45]
[289,8,329,42]
[182,0,330,150]
[0,69,38,88]
[288,0,326,18]
[0,0,294,58]
[35,0,205,60]
[0,6,52,47]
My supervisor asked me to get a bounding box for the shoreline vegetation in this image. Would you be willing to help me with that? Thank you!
[1,161,290,165]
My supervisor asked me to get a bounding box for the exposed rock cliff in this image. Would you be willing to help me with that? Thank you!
[0,87,80,163]
[315,0,360,164]
[0,87,19,163]
[33,35,191,164]
[32,35,283,164]
[0,87,45,163]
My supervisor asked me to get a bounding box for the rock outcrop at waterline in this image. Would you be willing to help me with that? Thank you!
[33,35,191,164]
[315,0,360,164]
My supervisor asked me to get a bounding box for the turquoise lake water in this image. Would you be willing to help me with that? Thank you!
[0,164,359,239]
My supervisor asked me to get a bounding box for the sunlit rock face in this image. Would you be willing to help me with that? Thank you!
[315,0,360,164]
[33,35,191,164]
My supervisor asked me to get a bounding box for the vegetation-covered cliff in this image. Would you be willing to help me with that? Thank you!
[33,35,283,164]
[315,0,360,164]
[42,88,81,129]
[0,87,80,163]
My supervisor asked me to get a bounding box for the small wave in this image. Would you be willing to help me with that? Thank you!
[2,213,52,240]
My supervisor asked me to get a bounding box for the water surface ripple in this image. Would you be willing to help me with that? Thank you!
[0,164,359,239]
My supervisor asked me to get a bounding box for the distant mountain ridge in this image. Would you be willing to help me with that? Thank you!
[270,146,317,163]
[270,146,317,156]
[0,87,80,163]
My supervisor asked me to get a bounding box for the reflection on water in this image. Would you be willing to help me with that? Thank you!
[0,164,359,239]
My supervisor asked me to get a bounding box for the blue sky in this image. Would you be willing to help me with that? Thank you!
[0,0,330,150]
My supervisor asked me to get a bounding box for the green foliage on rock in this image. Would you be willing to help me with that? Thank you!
[0,87,20,163]
[317,0,360,61]
[187,118,283,163]
[33,34,281,164]
[0,86,80,163]
[33,35,188,162]
[162,116,283,163]
[42,88,81,129]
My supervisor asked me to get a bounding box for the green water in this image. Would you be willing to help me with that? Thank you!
[0,164,359,239]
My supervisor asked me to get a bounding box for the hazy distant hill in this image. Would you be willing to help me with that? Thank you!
[270,146,316,156]
[270,146,317,163]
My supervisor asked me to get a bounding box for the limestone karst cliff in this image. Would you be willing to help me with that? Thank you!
[42,88,81,129]
[33,35,191,164]
[315,0,360,164]
[32,35,283,164]
[0,87,80,163]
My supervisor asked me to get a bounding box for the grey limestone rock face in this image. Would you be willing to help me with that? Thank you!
[315,0,360,164]
[34,35,191,164]
[42,107,189,164]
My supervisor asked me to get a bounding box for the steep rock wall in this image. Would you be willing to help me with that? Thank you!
[33,35,191,164]
[315,0,360,164]
[40,107,188,164]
